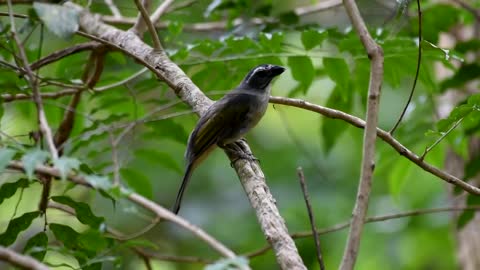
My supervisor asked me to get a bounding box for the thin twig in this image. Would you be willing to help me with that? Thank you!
[167,0,197,13]
[0,246,49,270]
[269,96,480,195]
[297,167,325,270]
[104,0,122,18]
[2,68,149,102]
[7,0,58,160]
[340,0,384,269]
[109,132,121,186]
[389,0,422,135]
[452,0,480,21]
[420,117,464,160]
[133,0,163,51]
[101,0,341,32]
[150,0,175,25]
[0,11,27,18]
[244,205,480,258]
[49,202,200,265]
[295,0,342,16]
[28,42,99,73]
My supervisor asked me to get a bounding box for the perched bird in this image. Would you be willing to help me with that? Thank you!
[173,64,285,214]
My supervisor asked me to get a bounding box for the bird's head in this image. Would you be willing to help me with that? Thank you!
[240,64,285,90]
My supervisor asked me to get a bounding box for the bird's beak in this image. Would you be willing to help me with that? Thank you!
[270,65,286,76]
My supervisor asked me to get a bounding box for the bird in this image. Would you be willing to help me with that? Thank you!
[172,64,285,214]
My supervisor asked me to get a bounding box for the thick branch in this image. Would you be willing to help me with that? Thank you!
[60,4,306,269]
[7,160,237,259]
[0,246,49,270]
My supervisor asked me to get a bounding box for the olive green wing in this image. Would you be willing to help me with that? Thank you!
[186,93,252,161]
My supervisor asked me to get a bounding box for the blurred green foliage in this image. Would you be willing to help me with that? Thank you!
[1,0,480,269]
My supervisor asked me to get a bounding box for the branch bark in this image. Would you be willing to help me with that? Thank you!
[0,246,49,270]
[67,3,305,269]
[340,1,384,269]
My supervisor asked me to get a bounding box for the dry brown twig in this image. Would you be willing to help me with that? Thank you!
[297,167,325,270]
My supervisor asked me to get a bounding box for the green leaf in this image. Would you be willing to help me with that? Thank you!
[51,196,105,229]
[120,168,152,199]
[0,148,16,174]
[0,178,30,204]
[321,86,352,153]
[21,148,49,179]
[0,211,40,246]
[421,4,461,44]
[135,149,182,174]
[457,194,480,229]
[49,223,79,250]
[78,229,109,252]
[84,175,112,191]
[259,32,284,53]
[288,56,315,94]
[146,119,188,144]
[388,159,412,196]
[323,57,351,96]
[301,29,327,50]
[23,232,48,261]
[441,64,480,90]
[53,156,80,180]
[33,2,79,39]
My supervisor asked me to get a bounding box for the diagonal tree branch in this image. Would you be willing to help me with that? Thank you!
[269,96,480,195]
[67,3,306,269]
[7,160,238,259]
[0,246,49,270]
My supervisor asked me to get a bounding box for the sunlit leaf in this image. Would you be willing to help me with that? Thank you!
[21,148,49,179]
[53,156,81,180]
[33,2,79,39]
[301,29,327,51]
[0,148,16,174]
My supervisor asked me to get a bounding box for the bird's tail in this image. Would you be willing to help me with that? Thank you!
[172,163,194,214]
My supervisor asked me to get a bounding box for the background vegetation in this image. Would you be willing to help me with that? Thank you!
[1,0,480,269]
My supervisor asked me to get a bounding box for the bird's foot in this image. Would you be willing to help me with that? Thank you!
[229,152,260,168]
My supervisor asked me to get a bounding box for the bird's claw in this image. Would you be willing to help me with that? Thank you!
[230,152,260,167]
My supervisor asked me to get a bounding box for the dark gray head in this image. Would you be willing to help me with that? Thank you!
[240,64,285,90]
